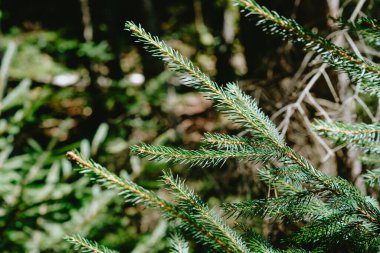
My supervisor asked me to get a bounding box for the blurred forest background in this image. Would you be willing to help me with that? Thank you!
[0,0,379,252]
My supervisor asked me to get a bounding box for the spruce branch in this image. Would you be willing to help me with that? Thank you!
[223,193,329,223]
[131,143,278,167]
[356,17,380,48]
[64,234,118,253]
[225,160,380,228]
[363,168,380,187]
[238,225,307,253]
[66,151,254,252]
[313,120,380,153]
[295,157,380,226]
[234,0,380,97]
[163,171,251,253]
[125,21,380,232]
[242,230,283,253]
[224,82,284,148]
[168,232,190,253]
[288,214,380,250]
[264,155,380,231]
[125,20,380,249]
[201,133,270,151]
[125,21,286,148]
[66,151,174,210]
[258,166,306,193]
[361,153,380,165]
[226,168,380,249]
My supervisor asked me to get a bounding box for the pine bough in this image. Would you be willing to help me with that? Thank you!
[66,0,380,252]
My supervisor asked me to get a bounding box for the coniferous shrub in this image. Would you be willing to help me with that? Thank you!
[66,0,380,252]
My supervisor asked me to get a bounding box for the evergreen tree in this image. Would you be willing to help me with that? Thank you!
[67,0,380,251]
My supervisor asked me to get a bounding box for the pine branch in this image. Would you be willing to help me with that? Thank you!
[234,0,380,97]
[313,120,380,153]
[131,144,278,167]
[64,234,118,253]
[163,171,251,253]
[168,232,190,253]
[125,21,286,148]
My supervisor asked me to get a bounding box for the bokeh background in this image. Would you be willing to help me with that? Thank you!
[0,0,379,252]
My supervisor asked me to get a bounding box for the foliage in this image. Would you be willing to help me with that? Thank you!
[235,0,380,97]
[313,120,380,153]
[356,17,380,48]
[65,234,119,253]
[1,0,379,252]
[311,14,380,188]
[0,28,170,252]
[168,233,189,253]
[0,60,116,251]
[66,1,380,251]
